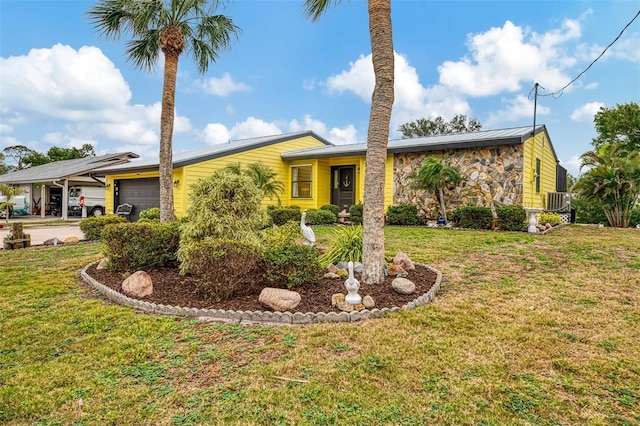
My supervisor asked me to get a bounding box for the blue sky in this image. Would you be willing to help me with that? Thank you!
[1,1,639,176]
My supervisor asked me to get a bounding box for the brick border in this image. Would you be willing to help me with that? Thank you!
[80,263,443,326]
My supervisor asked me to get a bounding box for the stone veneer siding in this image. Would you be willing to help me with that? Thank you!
[393,145,524,219]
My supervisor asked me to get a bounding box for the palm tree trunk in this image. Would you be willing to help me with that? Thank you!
[361,0,394,285]
[159,52,178,223]
[438,188,447,222]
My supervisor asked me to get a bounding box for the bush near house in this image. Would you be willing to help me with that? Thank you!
[539,212,562,227]
[496,205,527,231]
[138,207,161,222]
[631,209,640,227]
[269,206,302,226]
[457,206,493,230]
[320,204,340,216]
[573,196,609,225]
[101,222,181,272]
[79,215,126,240]
[318,225,363,266]
[386,204,423,226]
[349,203,363,224]
[304,208,336,225]
[262,244,323,289]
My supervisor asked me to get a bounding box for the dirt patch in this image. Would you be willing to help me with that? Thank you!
[85,263,438,313]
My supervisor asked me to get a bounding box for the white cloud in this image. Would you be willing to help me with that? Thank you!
[438,19,580,96]
[194,73,250,97]
[486,94,550,126]
[570,101,604,122]
[289,114,361,144]
[583,82,598,90]
[203,123,230,145]
[230,117,282,140]
[0,44,191,153]
[561,155,583,176]
[303,77,317,91]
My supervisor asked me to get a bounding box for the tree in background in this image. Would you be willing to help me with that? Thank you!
[591,102,639,152]
[398,114,482,138]
[223,162,285,205]
[573,143,640,228]
[410,156,462,223]
[3,144,95,170]
[0,153,7,175]
[89,0,241,223]
[2,145,36,171]
[304,0,394,284]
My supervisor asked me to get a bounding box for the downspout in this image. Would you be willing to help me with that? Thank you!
[52,179,69,220]
[531,83,539,208]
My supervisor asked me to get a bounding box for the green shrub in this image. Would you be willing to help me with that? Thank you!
[304,208,336,225]
[496,205,527,231]
[630,209,640,227]
[458,206,493,230]
[349,203,363,224]
[80,215,126,240]
[260,221,300,249]
[321,204,340,216]
[101,222,181,272]
[572,196,609,225]
[318,226,363,266]
[179,239,263,301]
[386,204,422,226]
[449,208,463,226]
[138,207,160,221]
[263,244,323,289]
[270,207,302,226]
[539,212,562,227]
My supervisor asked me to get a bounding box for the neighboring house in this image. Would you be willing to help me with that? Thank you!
[96,125,565,221]
[0,153,138,220]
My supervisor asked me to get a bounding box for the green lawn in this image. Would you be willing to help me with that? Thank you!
[1,226,639,425]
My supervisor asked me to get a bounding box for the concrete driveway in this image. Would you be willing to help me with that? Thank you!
[0,220,85,247]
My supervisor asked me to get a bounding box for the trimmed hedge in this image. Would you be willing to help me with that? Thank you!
[270,206,302,226]
[386,204,422,226]
[349,203,363,224]
[263,244,323,289]
[539,212,562,227]
[320,204,340,216]
[138,207,160,221]
[101,221,181,272]
[79,215,126,240]
[458,206,493,230]
[304,208,337,225]
[496,205,527,231]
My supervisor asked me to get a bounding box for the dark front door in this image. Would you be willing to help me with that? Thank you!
[331,166,355,210]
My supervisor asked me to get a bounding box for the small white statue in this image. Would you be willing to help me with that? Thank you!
[344,261,361,305]
[300,211,316,246]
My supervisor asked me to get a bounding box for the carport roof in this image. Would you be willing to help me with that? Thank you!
[0,153,139,185]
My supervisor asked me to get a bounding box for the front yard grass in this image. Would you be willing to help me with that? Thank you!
[1,225,638,425]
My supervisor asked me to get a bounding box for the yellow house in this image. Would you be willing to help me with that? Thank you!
[97,125,564,221]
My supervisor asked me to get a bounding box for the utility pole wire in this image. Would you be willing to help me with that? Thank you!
[537,9,640,98]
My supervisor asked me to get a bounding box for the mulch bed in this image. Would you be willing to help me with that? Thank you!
[85,263,438,313]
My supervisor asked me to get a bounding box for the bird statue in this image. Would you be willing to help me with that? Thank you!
[344,261,362,305]
[300,211,316,246]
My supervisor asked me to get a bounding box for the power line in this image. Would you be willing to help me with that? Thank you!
[535,9,640,99]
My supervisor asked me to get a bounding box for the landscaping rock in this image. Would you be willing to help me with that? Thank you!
[331,293,345,306]
[387,264,407,276]
[336,261,349,270]
[354,303,365,311]
[353,262,364,273]
[43,238,59,246]
[363,295,375,309]
[121,271,153,298]
[258,287,301,311]
[96,258,110,270]
[392,277,416,295]
[393,251,415,271]
[63,236,79,244]
[326,264,339,274]
[323,272,340,279]
[336,301,354,312]
[337,269,348,279]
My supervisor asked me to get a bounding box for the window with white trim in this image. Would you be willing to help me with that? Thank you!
[291,165,312,198]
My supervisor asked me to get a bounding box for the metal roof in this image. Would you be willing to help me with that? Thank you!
[93,131,333,174]
[0,153,139,185]
[281,124,555,160]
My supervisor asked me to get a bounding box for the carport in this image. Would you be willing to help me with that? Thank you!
[0,153,138,220]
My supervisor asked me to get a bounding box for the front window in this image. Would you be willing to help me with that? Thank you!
[292,165,312,198]
[535,158,541,194]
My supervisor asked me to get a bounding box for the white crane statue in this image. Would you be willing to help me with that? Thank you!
[344,261,362,305]
[300,211,316,246]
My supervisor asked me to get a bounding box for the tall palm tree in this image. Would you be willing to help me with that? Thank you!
[411,156,461,223]
[89,0,241,222]
[223,162,285,204]
[304,0,394,284]
[574,143,640,227]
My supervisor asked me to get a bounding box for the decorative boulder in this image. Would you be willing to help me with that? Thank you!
[323,272,340,279]
[393,251,415,271]
[121,271,153,298]
[96,258,110,270]
[392,277,416,295]
[353,262,364,273]
[326,264,339,274]
[363,295,375,309]
[63,236,79,244]
[43,238,59,246]
[259,288,301,311]
[331,293,345,306]
[336,301,354,312]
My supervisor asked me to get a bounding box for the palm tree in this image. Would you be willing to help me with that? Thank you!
[411,156,461,223]
[574,143,640,227]
[304,0,394,284]
[245,162,285,205]
[89,0,241,223]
